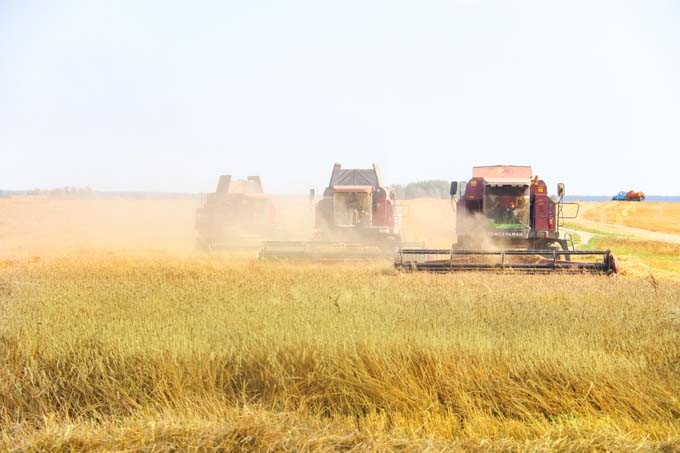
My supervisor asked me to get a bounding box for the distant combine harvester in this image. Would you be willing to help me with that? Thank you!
[612,190,645,201]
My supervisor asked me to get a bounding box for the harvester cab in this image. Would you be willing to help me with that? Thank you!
[259,163,402,260]
[397,165,618,274]
[313,163,398,242]
[195,175,275,251]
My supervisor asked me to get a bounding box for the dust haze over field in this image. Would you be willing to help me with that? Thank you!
[1,196,679,274]
[0,197,200,258]
[0,195,453,258]
[0,195,317,259]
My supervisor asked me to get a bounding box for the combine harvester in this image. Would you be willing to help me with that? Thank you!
[196,175,276,251]
[396,165,618,274]
[259,163,410,261]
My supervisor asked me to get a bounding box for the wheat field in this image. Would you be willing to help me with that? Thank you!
[1,197,680,451]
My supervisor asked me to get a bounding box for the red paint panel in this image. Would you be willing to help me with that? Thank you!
[372,199,394,228]
[533,199,549,230]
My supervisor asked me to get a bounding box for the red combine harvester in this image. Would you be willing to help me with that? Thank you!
[259,163,405,260]
[396,165,618,274]
[196,175,275,251]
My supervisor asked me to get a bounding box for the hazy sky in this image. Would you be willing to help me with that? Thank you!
[2,1,679,195]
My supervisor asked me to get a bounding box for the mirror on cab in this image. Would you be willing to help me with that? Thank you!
[557,183,565,199]
[450,181,458,198]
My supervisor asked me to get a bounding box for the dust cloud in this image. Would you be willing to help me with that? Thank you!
[398,198,500,251]
[397,198,456,248]
[0,195,316,259]
[0,194,480,260]
[453,210,505,250]
[0,196,200,259]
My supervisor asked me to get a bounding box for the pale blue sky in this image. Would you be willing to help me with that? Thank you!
[2,1,679,195]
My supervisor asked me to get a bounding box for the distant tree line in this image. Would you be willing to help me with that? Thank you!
[390,180,451,199]
[0,188,201,200]
[29,187,96,198]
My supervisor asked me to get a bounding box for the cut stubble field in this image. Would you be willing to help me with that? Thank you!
[583,201,680,235]
[1,197,680,450]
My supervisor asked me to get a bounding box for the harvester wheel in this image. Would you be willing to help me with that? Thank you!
[536,241,570,261]
[556,239,573,261]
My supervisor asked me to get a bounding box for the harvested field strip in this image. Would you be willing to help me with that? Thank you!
[584,202,680,234]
